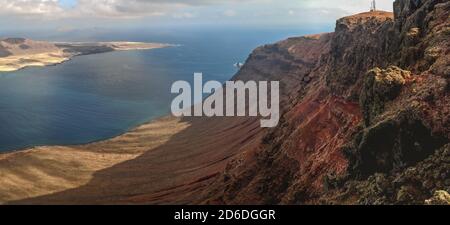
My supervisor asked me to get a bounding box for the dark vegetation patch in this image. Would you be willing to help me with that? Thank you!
[18,58,40,63]
[324,144,449,205]
[19,44,31,50]
[345,111,448,179]
[2,38,26,44]
[56,44,114,55]
[0,44,12,57]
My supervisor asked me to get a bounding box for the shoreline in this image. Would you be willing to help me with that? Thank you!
[0,41,177,153]
[0,40,183,204]
[0,113,173,155]
[0,115,191,204]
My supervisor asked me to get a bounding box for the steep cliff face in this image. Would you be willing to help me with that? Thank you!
[326,11,395,99]
[327,0,450,204]
[203,0,449,205]
[202,22,367,205]
[393,0,449,74]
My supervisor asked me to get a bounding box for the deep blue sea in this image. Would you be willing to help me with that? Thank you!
[0,26,326,152]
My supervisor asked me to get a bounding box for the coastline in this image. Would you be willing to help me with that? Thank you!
[0,50,72,72]
[0,41,179,203]
[1,35,266,204]
[0,32,272,204]
[0,113,172,154]
[0,115,191,204]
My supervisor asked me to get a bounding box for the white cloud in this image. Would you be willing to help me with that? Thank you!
[0,0,395,18]
[0,0,64,15]
[0,0,249,18]
[172,12,195,19]
[223,9,236,17]
[0,0,396,27]
[303,0,394,13]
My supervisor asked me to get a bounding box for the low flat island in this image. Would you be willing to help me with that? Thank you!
[0,38,172,72]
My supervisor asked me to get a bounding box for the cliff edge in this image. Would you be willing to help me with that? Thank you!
[201,0,449,205]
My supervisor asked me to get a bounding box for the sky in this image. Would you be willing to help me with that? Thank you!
[0,0,396,31]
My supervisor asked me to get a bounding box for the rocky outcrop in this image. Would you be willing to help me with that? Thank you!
[345,110,447,178]
[360,66,412,126]
[425,190,450,205]
[322,144,449,205]
[392,0,449,74]
[325,11,395,99]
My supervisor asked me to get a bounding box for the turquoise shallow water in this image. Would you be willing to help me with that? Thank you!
[0,27,321,152]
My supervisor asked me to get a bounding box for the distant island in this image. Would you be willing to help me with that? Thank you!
[0,38,171,72]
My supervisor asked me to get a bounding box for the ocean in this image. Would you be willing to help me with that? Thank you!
[0,26,325,152]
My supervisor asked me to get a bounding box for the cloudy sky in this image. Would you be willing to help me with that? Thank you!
[0,0,395,29]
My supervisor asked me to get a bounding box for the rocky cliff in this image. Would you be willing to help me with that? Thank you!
[200,0,449,205]
[6,0,448,205]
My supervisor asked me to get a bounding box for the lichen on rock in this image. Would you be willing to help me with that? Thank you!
[324,144,449,205]
[360,66,411,126]
[425,190,450,205]
[346,109,447,179]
